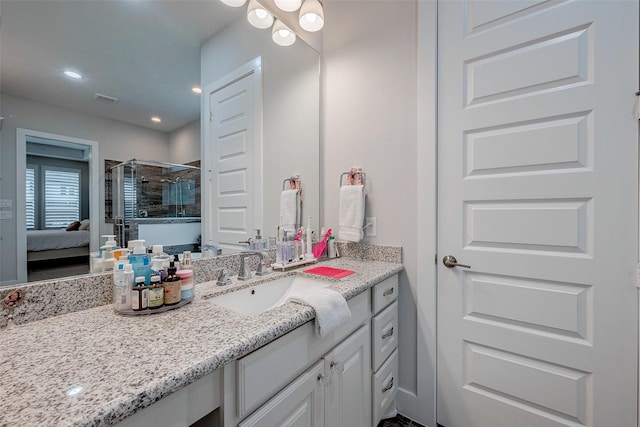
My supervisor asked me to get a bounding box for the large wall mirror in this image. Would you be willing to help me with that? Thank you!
[0,0,320,286]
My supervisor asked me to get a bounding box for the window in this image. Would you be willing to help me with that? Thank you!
[123,177,137,220]
[25,167,36,229]
[44,168,81,228]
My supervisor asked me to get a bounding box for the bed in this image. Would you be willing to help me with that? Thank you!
[27,229,90,262]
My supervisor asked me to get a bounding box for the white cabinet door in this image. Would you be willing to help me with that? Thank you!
[239,360,324,427]
[323,325,371,427]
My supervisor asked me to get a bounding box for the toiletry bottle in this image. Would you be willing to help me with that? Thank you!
[250,229,267,250]
[112,262,130,311]
[177,269,194,300]
[163,262,181,305]
[151,246,170,282]
[148,275,164,309]
[173,254,181,271]
[131,276,148,311]
[181,251,194,273]
[100,234,120,258]
[129,240,151,284]
[328,234,337,259]
[305,216,314,259]
[123,263,134,288]
[102,247,115,272]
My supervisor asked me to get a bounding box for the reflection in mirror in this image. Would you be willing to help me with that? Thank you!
[0,1,320,286]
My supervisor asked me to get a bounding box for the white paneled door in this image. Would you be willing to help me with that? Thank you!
[437,1,639,426]
[203,60,262,253]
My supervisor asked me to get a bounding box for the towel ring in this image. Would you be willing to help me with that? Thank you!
[339,168,366,188]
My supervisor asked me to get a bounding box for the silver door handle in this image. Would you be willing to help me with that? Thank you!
[442,255,471,269]
[382,327,394,339]
[382,377,394,393]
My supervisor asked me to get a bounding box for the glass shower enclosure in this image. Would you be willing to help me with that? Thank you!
[110,159,201,253]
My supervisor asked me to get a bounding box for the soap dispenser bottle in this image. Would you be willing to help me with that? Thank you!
[250,229,267,250]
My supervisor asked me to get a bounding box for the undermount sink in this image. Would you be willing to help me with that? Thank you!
[209,275,331,316]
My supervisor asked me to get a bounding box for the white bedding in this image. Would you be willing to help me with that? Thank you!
[27,229,90,252]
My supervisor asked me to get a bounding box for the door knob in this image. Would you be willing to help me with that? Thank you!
[442,255,471,269]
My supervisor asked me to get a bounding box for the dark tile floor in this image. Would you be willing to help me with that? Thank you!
[378,414,425,427]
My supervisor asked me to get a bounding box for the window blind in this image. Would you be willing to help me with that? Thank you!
[44,169,80,228]
[26,167,36,229]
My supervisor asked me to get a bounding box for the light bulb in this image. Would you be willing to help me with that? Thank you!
[274,0,302,12]
[247,0,274,29]
[272,19,296,46]
[299,0,324,32]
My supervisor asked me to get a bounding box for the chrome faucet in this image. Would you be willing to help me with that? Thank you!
[201,244,221,258]
[238,251,269,280]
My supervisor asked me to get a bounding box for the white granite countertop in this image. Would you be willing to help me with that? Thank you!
[0,258,402,427]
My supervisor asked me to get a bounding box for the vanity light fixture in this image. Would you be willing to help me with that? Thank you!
[247,0,274,29]
[272,19,296,46]
[299,0,324,32]
[192,87,202,94]
[274,0,302,12]
[220,0,247,7]
[64,70,82,79]
[151,116,162,123]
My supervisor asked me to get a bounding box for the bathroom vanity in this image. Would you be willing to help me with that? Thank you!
[0,255,401,427]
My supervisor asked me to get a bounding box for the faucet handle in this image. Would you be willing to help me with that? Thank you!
[255,259,269,276]
[217,268,232,286]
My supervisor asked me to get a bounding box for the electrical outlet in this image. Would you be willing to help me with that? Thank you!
[365,217,377,237]
[0,199,12,208]
[0,211,12,220]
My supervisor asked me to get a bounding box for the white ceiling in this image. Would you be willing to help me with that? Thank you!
[0,1,245,133]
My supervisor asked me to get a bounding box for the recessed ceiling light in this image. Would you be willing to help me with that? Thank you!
[151,117,162,123]
[192,87,202,94]
[64,70,82,79]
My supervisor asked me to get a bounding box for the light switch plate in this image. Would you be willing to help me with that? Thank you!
[0,199,12,208]
[0,211,12,220]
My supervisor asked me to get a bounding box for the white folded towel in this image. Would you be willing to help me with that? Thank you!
[287,288,352,337]
[338,185,365,242]
[280,189,299,233]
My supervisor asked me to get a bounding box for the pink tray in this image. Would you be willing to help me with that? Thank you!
[303,266,355,279]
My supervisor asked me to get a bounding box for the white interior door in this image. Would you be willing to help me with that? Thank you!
[437,1,639,426]
[203,60,262,253]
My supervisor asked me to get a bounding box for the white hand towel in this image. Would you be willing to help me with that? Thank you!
[280,189,299,233]
[338,185,365,242]
[286,288,352,337]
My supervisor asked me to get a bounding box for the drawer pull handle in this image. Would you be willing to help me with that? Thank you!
[331,361,345,375]
[382,377,394,393]
[382,327,394,339]
[317,373,330,387]
[382,288,394,297]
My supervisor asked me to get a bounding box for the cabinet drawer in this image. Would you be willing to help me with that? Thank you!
[371,301,398,372]
[371,274,398,314]
[236,291,370,419]
[372,348,398,426]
